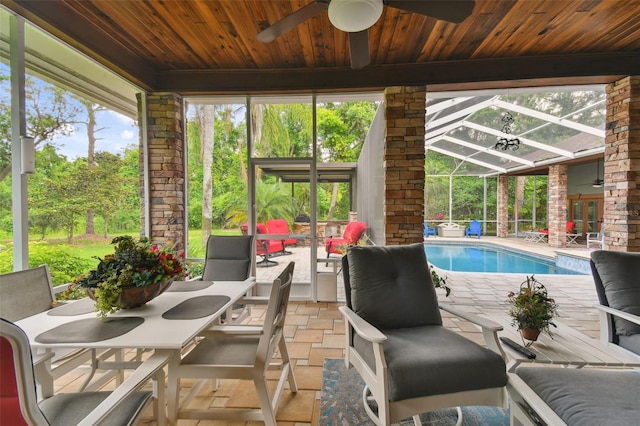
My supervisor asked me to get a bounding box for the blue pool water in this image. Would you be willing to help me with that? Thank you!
[424,243,586,275]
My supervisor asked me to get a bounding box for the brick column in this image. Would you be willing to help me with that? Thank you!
[605,76,640,252]
[497,175,509,237]
[384,86,426,245]
[547,164,568,248]
[138,92,185,248]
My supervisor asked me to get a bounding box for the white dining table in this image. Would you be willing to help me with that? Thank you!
[15,278,256,426]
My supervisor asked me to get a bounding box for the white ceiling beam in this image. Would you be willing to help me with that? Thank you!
[463,122,575,158]
[426,97,497,129]
[426,97,474,116]
[492,99,604,137]
[427,145,507,173]
[439,135,535,166]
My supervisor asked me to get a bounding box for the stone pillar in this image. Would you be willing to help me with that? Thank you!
[138,92,185,249]
[547,164,568,248]
[497,175,509,237]
[384,86,426,245]
[604,76,640,252]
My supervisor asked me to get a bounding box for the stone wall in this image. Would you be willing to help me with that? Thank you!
[138,92,185,249]
[383,86,426,245]
[547,164,568,248]
[604,76,640,251]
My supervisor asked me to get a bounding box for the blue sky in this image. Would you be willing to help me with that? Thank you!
[54,109,138,159]
[1,62,138,159]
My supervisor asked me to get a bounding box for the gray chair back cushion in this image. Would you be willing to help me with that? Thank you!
[345,243,441,330]
[202,235,254,281]
[590,250,640,336]
[0,265,55,321]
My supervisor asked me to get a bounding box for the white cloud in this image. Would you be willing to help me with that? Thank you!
[121,130,135,140]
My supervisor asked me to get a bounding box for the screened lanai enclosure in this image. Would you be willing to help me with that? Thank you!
[1,0,608,287]
[423,87,606,237]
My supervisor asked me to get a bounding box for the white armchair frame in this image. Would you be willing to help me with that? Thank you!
[339,302,508,426]
[594,303,640,358]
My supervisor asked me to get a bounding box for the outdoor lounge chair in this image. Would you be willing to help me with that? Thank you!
[423,221,437,238]
[0,317,164,426]
[590,250,640,356]
[465,220,482,238]
[241,223,286,267]
[266,218,297,253]
[339,243,507,425]
[325,221,367,259]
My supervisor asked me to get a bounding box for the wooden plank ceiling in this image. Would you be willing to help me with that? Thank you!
[4,0,640,94]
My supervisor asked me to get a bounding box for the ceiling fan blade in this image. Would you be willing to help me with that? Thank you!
[256,1,329,42]
[385,0,475,23]
[349,30,370,69]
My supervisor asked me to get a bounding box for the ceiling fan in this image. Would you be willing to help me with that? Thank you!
[592,159,604,188]
[256,0,475,69]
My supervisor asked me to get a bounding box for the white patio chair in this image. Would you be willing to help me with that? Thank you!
[0,317,165,426]
[0,265,122,395]
[198,234,256,324]
[339,244,507,426]
[167,261,297,425]
[587,232,604,249]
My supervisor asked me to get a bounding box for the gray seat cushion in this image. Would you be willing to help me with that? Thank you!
[517,367,640,426]
[590,251,640,336]
[355,325,507,402]
[619,334,640,355]
[346,243,442,329]
[39,391,152,426]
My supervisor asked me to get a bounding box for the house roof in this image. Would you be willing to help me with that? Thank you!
[2,0,640,95]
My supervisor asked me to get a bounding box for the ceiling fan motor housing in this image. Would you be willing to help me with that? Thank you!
[328,0,383,32]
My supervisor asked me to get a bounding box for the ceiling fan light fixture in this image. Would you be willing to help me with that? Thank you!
[328,0,383,32]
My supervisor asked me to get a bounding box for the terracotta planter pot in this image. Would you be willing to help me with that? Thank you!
[87,279,174,309]
[520,327,541,342]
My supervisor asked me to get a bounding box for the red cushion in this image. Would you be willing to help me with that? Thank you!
[342,222,367,244]
[0,337,28,425]
[266,219,297,245]
[256,223,285,254]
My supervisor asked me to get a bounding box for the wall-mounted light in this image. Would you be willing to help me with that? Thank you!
[21,136,35,174]
[328,0,383,32]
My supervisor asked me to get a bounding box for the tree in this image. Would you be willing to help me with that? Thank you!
[74,98,106,235]
[0,75,82,182]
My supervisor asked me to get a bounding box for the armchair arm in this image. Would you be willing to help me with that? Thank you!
[594,304,640,326]
[439,303,505,357]
[594,303,640,346]
[77,349,170,426]
[338,306,386,343]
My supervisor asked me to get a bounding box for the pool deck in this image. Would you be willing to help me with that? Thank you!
[256,236,602,340]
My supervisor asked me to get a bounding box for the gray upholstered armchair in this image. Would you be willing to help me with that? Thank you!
[590,250,640,357]
[339,243,508,426]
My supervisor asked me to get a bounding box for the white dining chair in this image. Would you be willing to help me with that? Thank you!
[167,261,297,425]
[0,265,122,395]
[0,317,163,426]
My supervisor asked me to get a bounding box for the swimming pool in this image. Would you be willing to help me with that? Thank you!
[423,243,587,275]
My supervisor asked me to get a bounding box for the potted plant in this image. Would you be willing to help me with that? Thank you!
[507,275,558,345]
[69,235,186,319]
[430,264,451,297]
